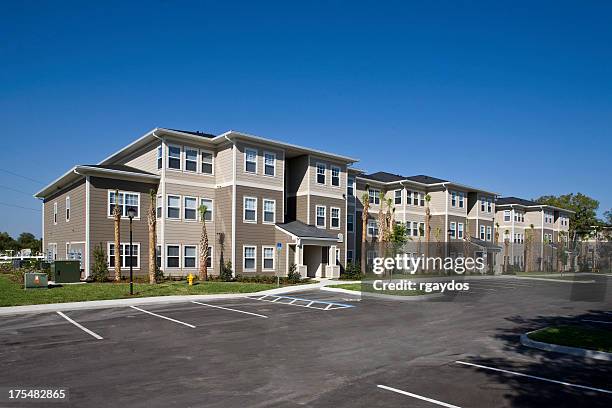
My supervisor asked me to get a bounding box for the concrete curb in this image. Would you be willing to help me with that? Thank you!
[320,286,443,301]
[520,331,612,361]
[0,282,323,316]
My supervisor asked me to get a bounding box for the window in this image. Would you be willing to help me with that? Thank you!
[262,247,274,270]
[184,197,197,220]
[167,195,180,219]
[65,197,70,222]
[481,198,486,212]
[108,243,140,269]
[406,190,413,205]
[347,214,354,232]
[156,195,162,218]
[331,166,340,186]
[487,198,492,213]
[264,152,275,176]
[449,222,456,239]
[157,145,163,169]
[166,245,180,268]
[316,205,326,228]
[395,190,402,205]
[413,192,420,206]
[263,199,275,223]
[185,148,198,172]
[458,222,464,239]
[245,148,257,173]
[347,176,354,196]
[369,188,380,205]
[486,226,492,241]
[244,246,256,270]
[451,192,457,207]
[419,193,425,207]
[201,150,213,174]
[53,202,57,224]
[204,245,213,268]
[480,225,486,240]
[109,191,140,218]
[316,163,326,184]
[183,245,197,268]
[504,210,511,222]
[200,198,213,221]
[347,250,353,263]
[168,145,181,169]
[330,207,340,229]
[458,192,464,208]
[244,197,257,222]
[156,245,161,268]
[367,219,378,237]
[412,221,419,237]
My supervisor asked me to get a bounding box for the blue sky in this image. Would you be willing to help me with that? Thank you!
[1,1,611,238]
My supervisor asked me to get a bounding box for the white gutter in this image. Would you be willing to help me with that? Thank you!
[225,134,237,277]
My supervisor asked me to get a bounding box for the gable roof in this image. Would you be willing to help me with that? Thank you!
[496,196,540,207]
[275,221,339,241]
[361,171,406,183]
[81,164,156,175]
[166,129,216,138]
[405,174,448,184]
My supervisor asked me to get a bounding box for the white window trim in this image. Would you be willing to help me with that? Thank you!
[262,199,276,224]
[243,245,257,272]
[65,196,70,222]
[451,191,457,207]
[480,225,486,240]
[315,162,326,185]
[330,165,341,187]
[107,190,141,220]
[166,194,181,220]
[367,219,378,237]
[330,207,341,230]
[263,151,276,177]
[450,222,456,238]
[183,146,199,173]
[347,175,355,196]
[244,147,258,174]
[107,242,141,270]
[262,246,275,271]
[157,144,163,170]
[458,192,465,208]
[200,149,214,175]
[458,222,464,239]
[156,194,163,219]
[486,226,492,241]
[167,144,182,171]
[199,198,214,223]
[243,196,258,223]
[394,189,402,205]
[183,244,198,269]
[183,196,198,222]
[315,205,326,228]
[165,244,181,269]
[53,202,58,225]
[369,188,381,205]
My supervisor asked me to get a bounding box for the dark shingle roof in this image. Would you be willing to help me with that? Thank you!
[167,128,217,138]
[83,164,156,176]
[496,196,540,207]
[469,237,502,251]
[360,171,448,185]
[276,221,339,240]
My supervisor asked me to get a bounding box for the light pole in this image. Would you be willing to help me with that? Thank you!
[127,207,137,295]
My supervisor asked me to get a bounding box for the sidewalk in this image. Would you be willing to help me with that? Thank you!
[0,280,333,316]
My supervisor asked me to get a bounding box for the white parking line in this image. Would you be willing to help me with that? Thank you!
[130,306,196,328]
[377,385,462,408]
[455,361,612,394]
[56,311,103,340]
[191,301,268,318]
[582,319,612,324]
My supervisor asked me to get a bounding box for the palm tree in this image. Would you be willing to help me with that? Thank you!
[377,191,386,244]
[494,222,500,244]
[504,229,510,273]
[198,204,210,281]
[384,197,395,242]
[361,190,370,274]
[424,194,431,262]
[434,226,442,259]
[113,189,121,282]
[147,189,157,284]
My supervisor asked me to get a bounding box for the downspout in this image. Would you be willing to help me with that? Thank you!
[225,134,237,276]
[73,168,90,278]
[152,131,165,275]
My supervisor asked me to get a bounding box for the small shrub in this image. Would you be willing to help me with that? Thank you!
[90,243,109,282]
[286,263,301,284]
[340,262,364,280]
[219,261,233,282]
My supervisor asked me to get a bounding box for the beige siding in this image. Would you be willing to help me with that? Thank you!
[308,156,346,198]
[215,145,234,185]
[122,141,160,174]
[235,141,285,189]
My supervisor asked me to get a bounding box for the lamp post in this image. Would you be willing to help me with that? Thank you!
[127,207,137,295]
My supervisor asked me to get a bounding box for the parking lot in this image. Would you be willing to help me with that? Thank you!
[1,276,611,407]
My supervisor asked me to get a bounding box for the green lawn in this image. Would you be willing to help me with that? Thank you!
[0,274,284,307]
[528,325,612,352]
[329,283,429,296]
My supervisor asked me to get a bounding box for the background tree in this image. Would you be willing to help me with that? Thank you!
[360,190,370,274]
[198,204,210,281]
[534,193,599,241]
[147,189,157,284]
[113,189,122,281]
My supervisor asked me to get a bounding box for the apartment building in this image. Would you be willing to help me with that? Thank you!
[35,128,356,279]
[495,197,573,267]
[346,171,499,268]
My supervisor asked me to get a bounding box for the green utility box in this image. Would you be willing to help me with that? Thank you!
[51,260,81,283]
[24,273,48,289]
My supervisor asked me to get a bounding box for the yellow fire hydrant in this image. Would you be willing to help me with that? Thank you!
[187,273,194,286]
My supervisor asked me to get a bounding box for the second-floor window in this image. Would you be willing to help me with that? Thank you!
[369,188,380,205]
[481,198,486,212]
[53,202,58,224]
[330,207,340,229]
[264,152,275,176]
[156,195,162,218]
[244,197,257,222]
[109,191,140,218]
[201,151,213,174]
[167,195,180,219]
[65,196,70,222]
[263,199,275,223]
[395,190,402,205]
[185,148,198,172]
[331,166,340,186]
[316,163,326,184]
[316,205,326,227]
[245,148,257,173]
[200,198,213,221]
[168,145,181,169]
[487,198,492,213]
[504,210,511,222]
[157,145,163,169]
[184,197,197,220]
